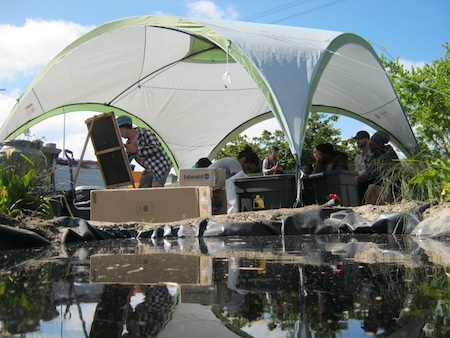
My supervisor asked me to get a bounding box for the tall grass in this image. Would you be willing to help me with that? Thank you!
[381,153,448,204]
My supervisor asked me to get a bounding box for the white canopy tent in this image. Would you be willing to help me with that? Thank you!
[0,15,417,172]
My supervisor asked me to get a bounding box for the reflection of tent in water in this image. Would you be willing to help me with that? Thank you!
[1,15,417,179]
[1,234,444,337]
[87,251,429,338]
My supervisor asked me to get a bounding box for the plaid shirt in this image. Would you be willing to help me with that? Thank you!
[135,127,171,181]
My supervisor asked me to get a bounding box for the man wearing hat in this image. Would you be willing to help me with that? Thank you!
[353,130,371,175]
[116,115,171,188]
[357,131,399,203]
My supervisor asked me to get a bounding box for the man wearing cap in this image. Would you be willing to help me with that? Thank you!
[353,130,371,175]
[357,131,399,203]
[116,115,171,188]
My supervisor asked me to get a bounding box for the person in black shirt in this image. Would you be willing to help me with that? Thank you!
[357,131,399,203]
[312,142,348,174]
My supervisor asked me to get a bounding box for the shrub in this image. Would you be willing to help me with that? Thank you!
[381,153,448,203]
[0,155,56,217]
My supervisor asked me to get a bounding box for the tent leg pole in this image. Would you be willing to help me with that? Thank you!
[293,158,304,208]
[73,119,95,185]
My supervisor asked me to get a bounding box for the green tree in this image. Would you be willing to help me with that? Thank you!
[253,129,295,171]
[301,112,355,168]
[215,134,262,161]
[380,43,450,201]
[215,130,294,171]
[382,43,450,157]
[214,112,358,172]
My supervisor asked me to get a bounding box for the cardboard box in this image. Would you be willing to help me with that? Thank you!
[179,168,226,189]
[90,253,212,285]
[180,285,217,304]
[213,188,227,215]
[90,186,212,223]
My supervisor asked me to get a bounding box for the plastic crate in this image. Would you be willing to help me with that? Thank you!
[233,174,296,212]
[301,170,360,206]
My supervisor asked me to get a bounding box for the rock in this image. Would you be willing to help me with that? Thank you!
[411,207,450,238]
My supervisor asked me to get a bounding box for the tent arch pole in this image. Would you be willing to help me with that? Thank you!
[311,105,411,155]
[3,104,179,172]
[306,33,417,156]
[207,111,275,160]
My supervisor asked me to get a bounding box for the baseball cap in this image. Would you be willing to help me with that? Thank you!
[353,130,370,140]
[116,115,133,127]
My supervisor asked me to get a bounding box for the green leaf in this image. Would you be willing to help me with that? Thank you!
[409,169,436,184]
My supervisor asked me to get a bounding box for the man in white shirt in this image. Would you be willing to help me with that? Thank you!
[209,145,260,179]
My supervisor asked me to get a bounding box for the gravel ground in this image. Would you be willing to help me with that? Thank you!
[3,200,448,244]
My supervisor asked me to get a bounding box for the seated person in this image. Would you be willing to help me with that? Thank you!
[312,142,348,174]
[209,146,260,214]
[193,157,212,168]
[353,130,371,174]
[209,145,260,179]
[357,131,399,203]
[262,146,283,175]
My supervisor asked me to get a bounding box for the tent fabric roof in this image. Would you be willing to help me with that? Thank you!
[0,15,417,170]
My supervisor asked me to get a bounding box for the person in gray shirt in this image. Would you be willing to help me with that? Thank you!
[209,145,260,179]
[353,130,371,174]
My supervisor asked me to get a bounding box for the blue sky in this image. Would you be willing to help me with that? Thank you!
[1,0,449,160]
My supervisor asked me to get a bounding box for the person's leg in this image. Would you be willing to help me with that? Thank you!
[139,170,154,188]
[152,169,169,187]
[358,181,369,204]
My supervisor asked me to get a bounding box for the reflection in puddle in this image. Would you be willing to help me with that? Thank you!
[0,235,449,337]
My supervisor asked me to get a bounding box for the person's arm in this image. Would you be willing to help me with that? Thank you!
[262,158,271,175]
[354,153,363,173]
[362,155,381,183]
[229,159,245,177]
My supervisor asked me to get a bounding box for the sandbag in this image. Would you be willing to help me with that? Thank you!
[0,224,50,249]
[282,208,344,235]
[203,219,282,237]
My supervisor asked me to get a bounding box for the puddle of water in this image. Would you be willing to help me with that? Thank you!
[0,235,449,337]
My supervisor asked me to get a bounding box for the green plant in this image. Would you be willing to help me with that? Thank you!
[409,158,450,202]
[377,152,450,203]
[0,155,57,217]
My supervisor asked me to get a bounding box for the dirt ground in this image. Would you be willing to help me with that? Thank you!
[3,199,449,243]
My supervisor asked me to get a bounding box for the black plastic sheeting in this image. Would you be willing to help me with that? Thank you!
[0,224,51,250]
[0,203,434,250]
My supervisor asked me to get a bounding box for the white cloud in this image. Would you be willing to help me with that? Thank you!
[0,19,95,159]
[186,0,239,20]
[0,18,93,82]
[24,111,99,161]
[242,118,281,139]
[398,58,427,70]
[0,89,20,124]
